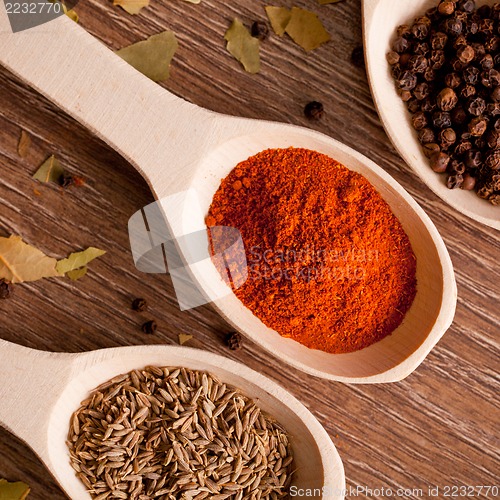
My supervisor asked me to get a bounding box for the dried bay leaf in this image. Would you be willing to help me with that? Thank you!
[67,266,88,281]
[0,479,30,500]
[113,0,149,15]
[17,131,31,158]
[116,31,178,82]
[265,6,291,36]
[285,7,331,51]
[178,333,193,345]
[225,19,260,74]
[0,236,61,284]
[33,155,64,184]
[56,247,106,275]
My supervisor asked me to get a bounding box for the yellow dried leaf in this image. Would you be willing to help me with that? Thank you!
[62,3,79,22]
[17,130,31,158]
[265,6,291,36]
[113,0,149,15]
[56,248,106,275]
[178,333,193,345]
[67,266,88,281]
[224,19,260,74]
[0,479,30,500]
[32,155,64,184]
[0,236,61,284]
[116,31,178,82]
[285,7,330,51]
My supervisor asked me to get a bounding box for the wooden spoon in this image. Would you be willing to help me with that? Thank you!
[363,0,500,230]
[0,338,345,499]
[0,10,457,382]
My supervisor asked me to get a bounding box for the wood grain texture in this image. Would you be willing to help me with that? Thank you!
[0,0,498,498]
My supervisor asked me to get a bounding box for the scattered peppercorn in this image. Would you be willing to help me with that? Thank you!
[226,331,243,351]
[351,45,365,68]
[388,0,500,203]
[132,297,147,312]
[304,101,324,120]
[251,21,269,41]
[0,279,12,300]
[142,320,157,334]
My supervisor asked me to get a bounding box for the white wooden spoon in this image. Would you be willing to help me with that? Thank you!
[0,9,457,383]
[0,338,345,500]
[363,0,500,230]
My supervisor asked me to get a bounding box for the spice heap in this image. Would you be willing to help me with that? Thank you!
[207,148,417,354]
[388,0,500,205]
[68,366,294,499]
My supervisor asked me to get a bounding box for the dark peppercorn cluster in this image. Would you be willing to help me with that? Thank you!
[388,0,500,205]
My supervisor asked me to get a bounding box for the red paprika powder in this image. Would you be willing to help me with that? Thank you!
[206,148,417,354]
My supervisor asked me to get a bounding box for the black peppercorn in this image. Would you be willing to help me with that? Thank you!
[424,68,437,82]
[491,86,500,102]
[477,5,491,17]
[453,35,468,49]
[486,130,500,149]
[467,96,486,115]
[412,22,430,39]
[226,331,243,351]
[464,149,482,168]
[398,71,418,90]
[430,152,451,172]
[400,89,412,101]
[421,98,436,113]
[468,116,488,136]
[430,50,446,69]
[437,88,458,111]
[387,51,400,65]
[478,18,494,35]
[412,111,429,130]
[304,101,324,120]
[462,173,476,190]
[485,36,499,52]
[440,127,457,149]
[393,36,410,53]
[433,111,452,128]
[142,320,157,334]
[459,0,475,14]
[445,18,463,36]
[439,1,455,16]
[480,54,494,70]
[445,72,462,88]
[481,69,500,88]
[132,297,147,312]
[485,150,500,170]
[413,42,430,56]
[0,279,12,300]
[414,82,431,100]
[391,63,403,79]
[454,138,472,155]
[251,21,269,41]
[448,159,466,174]
[431,31,448,50]
[477,185,493,198]
[423,143,441,158]
[407,98,421,113]
[487,103,500,116]
[397,24,412,38]
[418,128,436,144]
[457,45,475,64]
[447,174,464,188]
[399,53,411,67]
[408,55,428,73]
[463,66,480,84]
[460,84,476,99]
[351,46,365,68]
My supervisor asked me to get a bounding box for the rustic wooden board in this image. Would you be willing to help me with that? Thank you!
[0,0,498,498]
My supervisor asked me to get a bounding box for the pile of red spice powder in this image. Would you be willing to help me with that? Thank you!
[206,148,417,354]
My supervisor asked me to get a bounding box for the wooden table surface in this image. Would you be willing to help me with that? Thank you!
[0,0,499,498]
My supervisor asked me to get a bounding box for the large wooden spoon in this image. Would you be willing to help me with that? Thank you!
[0,9,457,382]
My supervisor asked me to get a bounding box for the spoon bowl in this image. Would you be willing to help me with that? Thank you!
[0,339,345,499]
[0,7,456,382]
[363,0,500,230]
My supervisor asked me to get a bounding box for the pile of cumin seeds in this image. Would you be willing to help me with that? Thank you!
[67,366,294,500]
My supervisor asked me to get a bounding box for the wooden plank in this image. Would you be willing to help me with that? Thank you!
[0,0,498,498]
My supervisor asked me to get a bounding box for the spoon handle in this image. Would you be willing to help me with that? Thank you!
[0,338,71,459]
[0,8,214,192]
